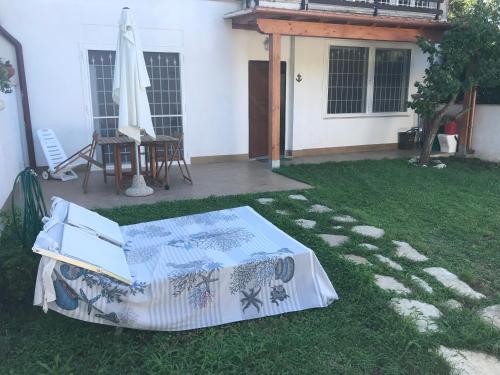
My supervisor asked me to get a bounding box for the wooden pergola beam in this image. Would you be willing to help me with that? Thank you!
[257,18,438,42]
[268,33,281,169]
[228,7,450,31]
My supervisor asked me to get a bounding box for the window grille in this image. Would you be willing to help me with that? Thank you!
[327,46,369,114]
[372,49,411,113]
[88,50,183,164]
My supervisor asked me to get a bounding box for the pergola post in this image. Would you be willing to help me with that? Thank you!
[268,33,281,169]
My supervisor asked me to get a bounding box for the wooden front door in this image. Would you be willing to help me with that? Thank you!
[248,61,286,159]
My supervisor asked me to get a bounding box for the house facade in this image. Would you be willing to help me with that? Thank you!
[0,0,449,169]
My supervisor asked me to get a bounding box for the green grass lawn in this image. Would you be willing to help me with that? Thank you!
[1,158,499,374]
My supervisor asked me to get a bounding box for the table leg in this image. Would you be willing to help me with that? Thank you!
[102,155,107,184]
[114,145,123,194]
[150,145,157,179]
[164,141,170,190]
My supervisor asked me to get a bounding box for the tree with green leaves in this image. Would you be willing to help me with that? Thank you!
[408,0,500,165]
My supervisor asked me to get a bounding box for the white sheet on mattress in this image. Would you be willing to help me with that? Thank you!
[34,205,338,331]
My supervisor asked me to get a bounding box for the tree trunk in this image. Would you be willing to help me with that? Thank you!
[419,121,439,165]
[419,93,460,166]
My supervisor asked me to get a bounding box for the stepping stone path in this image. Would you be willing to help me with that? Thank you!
[333,215,357,223]
[374,275,410,295]
[392,241,429,262]
[308,204,333,213]
[319,234,349,247]
[352,225,385,239]
[423,267,485,299]
[257,198,274,205]
[390,298,442,333]
[332,225,344,230]
[341,254,372,266]
[444,299,463,310]
[439,346,500,375]
[375,255,403,271]
[289,194,308,201]
[275,210,289,216]
[479,304,500,330]
[359,243,379,251]
[411,275,433,294]
[295,219,316,229]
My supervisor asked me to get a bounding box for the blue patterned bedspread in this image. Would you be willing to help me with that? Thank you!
[34,206,338,331]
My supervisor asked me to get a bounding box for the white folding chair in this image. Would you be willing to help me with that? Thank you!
[37,129,101,184]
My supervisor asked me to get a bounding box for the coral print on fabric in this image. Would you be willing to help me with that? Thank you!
[167,259,223,309]
[55,264,148,324]
[123,241,164,265]
[230,248,295,315]
[167,227,254,252]
[172,210,239,226]
[125,225,172,239]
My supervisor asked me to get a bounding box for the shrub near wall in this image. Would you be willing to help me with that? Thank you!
[0,221,38,305]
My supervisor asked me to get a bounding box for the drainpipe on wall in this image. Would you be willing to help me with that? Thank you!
[0,24,36,169]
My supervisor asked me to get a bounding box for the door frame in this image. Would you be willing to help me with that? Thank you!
[248,60,287,160]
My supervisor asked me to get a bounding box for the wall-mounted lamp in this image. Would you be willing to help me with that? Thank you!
[263,36,269,51]
[296,74,303,83]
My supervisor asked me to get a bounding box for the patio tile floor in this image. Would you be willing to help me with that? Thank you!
[39,161,310,209]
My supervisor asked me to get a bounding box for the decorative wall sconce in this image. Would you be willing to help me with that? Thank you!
[296,74,303,83]
[263,36,269,51]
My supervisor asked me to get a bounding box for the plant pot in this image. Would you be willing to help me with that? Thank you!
[5,64,15,79]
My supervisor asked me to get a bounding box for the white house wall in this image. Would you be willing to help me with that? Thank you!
[0,0,428,166]
[291,36,427,153]
[0,34,26,208]
[0,0,295,165]
[470,105,500,162]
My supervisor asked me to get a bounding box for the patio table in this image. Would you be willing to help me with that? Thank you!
[97,135,179,193]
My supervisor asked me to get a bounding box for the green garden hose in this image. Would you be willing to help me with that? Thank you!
[11,168,47,249]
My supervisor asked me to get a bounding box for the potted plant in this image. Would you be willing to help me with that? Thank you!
[0,58,14,94]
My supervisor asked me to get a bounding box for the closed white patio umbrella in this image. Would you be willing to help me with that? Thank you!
[113,7,156,197]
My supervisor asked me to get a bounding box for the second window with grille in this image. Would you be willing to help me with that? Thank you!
[327,46,411,115]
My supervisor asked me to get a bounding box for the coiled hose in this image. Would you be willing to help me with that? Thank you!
[11,168,47,249]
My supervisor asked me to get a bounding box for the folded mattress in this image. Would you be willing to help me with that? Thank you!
[34,205,338,331]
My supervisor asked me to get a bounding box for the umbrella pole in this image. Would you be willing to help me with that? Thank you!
[125,141,154,197]
[135,142,141,178]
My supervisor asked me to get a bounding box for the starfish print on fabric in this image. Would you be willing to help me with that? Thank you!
[79,289,101,315]
[241,287,263,313]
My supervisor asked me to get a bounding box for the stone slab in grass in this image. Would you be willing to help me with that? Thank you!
[479,304,500,330]
[374,275,411,295]
[375,255,403,271]
[393,241,429,262]
[319,234,349,247]
[341,254,372,266]
[444,299,463,310]
[439,346,500,375]
[289,194,308,201]
[411,275,433,294]
[332,225,344,230]
[359,243,379,251]
[390,298,442,333]
[257,198,274,205]
[295,219,316,229]
[352,225,385,239]
[333,215,357,223]
[275,210,289,216]
[423,267,485,300]
[308,204,333,213]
